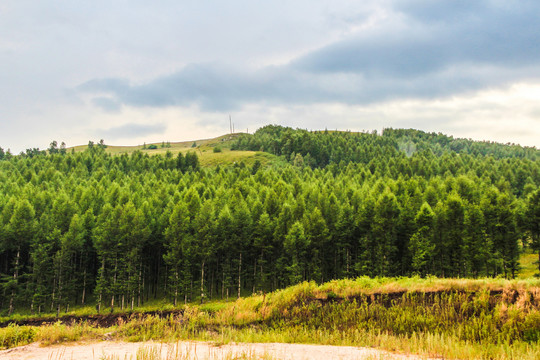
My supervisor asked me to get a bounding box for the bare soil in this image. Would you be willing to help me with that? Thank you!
[0,340,434,360]
[0,310,184,328]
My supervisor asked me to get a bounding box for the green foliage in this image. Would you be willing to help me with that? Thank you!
[0,324,35,349]
[0,125,538,318]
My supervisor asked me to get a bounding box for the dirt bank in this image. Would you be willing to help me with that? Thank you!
[0,309,184,328]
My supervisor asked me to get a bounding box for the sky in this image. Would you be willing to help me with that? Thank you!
[1,0,540,153]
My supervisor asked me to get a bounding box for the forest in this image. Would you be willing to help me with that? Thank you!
[0,125,539,316]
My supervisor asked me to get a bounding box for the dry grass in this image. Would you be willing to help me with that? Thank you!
[68,133,281,167]
[3,277,540,359]
[99,342,276,360]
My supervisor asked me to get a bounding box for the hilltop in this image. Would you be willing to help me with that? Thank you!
[67,133,280,167]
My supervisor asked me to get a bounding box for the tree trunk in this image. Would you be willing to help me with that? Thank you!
[97,257,105,313]
[57,260,63,318]
[141,266,145,305]
[50,278,56,313]
[174,269,178,307]
[81,269,87,305]
[137,260,142,307]
[346,248,350,276]
[221,269,225,300]
[111,257,118,313]
[252,258,257,294]
[200,260,205,304]
[237,252,242,299]
[8,247,20,316]
[260,257,263,291]
[210,268,214,300]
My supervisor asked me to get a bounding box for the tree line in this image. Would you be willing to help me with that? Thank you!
[0,127,539,316]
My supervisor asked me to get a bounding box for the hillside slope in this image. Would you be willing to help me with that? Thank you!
[69,133,281,167]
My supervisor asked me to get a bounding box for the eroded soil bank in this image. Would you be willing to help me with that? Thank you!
[0,309,184,328]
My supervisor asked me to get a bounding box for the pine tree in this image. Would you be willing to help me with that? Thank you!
[164,202,191,306]
[526,189,540,273]
[409,202,435,276]
[5,200,36,315]
[284,221,309,285]
[372,190,399,276]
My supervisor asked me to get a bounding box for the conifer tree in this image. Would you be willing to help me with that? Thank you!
[526,189,540,272]
[409,202,435,276]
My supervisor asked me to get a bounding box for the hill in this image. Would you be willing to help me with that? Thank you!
[0,124,538,325]
[68,133,282,167]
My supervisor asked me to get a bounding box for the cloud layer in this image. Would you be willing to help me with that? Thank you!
[99,123,167,139]
[77,1,540,112]
[1,0,540,151]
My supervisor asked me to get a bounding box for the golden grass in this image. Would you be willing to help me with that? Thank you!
[99,342,276,360]
[0,321,105,349]
[70,134,240,156]
[68,133,283,167]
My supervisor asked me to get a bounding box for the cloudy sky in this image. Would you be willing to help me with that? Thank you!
[1,0,540,152]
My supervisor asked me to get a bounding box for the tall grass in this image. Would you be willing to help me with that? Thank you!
[100,342,275,360]
[2,277,540,359]
[0,321,105,349]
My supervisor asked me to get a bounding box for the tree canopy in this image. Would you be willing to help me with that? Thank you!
[0,126,538,314]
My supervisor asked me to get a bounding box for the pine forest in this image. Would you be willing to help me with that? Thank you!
[1,125,539,316]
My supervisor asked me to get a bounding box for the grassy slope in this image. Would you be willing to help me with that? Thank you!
[69,133,284,168]
[3,278,540,359]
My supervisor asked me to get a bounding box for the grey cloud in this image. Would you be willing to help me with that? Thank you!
[78,78,130,94]
[99,123,167,139]
[77,1,540,111]
[295,1,540,76]
[92,97,121,112]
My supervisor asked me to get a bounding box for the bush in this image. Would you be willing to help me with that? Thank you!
[147,144,158,150]
[0,324,35,349]
[213,146,222,153]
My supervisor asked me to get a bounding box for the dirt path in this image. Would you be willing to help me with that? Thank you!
[0,341,433,360]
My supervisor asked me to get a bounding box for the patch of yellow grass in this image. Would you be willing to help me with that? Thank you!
[68,133,282,167]
[70,134,241,156]
[519,250,539,279]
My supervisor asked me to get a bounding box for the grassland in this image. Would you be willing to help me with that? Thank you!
[2,277,540,359]
[69,133,283,167]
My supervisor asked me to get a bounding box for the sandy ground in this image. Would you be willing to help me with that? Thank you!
[0,340,434,360]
